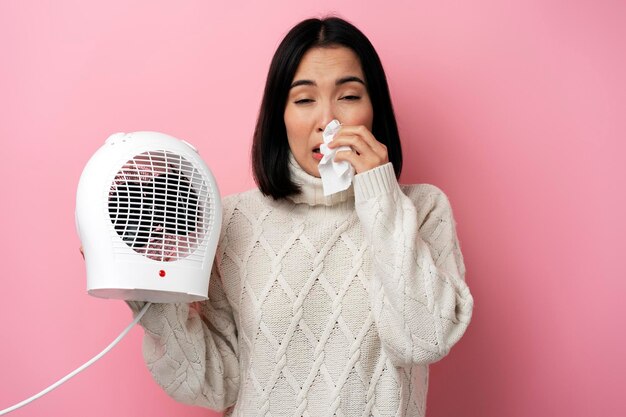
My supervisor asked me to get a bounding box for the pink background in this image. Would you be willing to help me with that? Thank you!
[1,1,624,416]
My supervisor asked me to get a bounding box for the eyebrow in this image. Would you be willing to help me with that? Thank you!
[336,76,366,86]
[289,76,366,89]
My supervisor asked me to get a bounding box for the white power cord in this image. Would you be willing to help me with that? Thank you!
[0,302,152,415]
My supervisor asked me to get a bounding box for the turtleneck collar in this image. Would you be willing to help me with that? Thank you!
[286,152,354,207]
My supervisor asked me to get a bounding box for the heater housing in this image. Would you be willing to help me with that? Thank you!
[76,131,221,303]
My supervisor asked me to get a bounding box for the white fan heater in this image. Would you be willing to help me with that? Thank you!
[0,131,223,415]
[76,131,222,303]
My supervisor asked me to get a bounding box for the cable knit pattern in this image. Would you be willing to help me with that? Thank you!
[128,158,473,417]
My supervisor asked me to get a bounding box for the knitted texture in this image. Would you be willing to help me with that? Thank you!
[128,159,473,417]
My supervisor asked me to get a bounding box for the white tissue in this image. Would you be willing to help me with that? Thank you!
[318,119,355,196]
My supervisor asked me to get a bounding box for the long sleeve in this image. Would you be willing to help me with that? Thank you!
[126,258,240,411]
[353,163,473,367]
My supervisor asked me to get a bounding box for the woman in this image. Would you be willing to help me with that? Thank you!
[128,16,473,417]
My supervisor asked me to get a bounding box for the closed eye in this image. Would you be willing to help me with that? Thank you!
[294,98,315,104]
[340,95,361,101]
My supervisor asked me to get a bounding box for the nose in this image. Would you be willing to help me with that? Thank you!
[316,102,336,132]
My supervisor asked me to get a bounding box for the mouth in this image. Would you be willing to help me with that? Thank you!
[312,144,323,160]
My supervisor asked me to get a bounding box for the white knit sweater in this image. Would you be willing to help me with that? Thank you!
[128,158,473,417]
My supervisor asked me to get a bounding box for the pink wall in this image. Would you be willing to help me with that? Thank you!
[1,1,624,416]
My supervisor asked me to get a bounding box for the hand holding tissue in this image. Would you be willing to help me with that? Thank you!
[319,120,355,196]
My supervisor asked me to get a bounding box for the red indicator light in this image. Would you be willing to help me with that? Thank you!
[159,270,166,277]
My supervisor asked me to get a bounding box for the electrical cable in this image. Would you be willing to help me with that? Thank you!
[0,302,152,415]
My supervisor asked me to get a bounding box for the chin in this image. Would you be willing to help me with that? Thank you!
[305,165,321,178]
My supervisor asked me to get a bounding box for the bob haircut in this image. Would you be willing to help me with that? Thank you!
[252,16,403,199]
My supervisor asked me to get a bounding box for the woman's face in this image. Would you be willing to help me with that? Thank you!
[284,46,374,177]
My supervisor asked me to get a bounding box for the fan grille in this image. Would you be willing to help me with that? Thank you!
[107,150,214,262]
